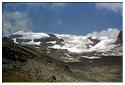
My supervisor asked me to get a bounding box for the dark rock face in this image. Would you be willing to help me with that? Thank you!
[2,37,32,62]
[9,33,64,46]
[88,37,100,46]
[17,39,32,43]
[116,31,122,46]
[2,37,77,82]
[33,33,64,46]
[9,34,22,39]
[87,37,101,48]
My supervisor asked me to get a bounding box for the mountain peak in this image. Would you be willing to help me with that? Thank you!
[9,28,121,53]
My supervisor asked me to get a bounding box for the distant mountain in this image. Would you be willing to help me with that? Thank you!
[9,30,64,46]
[7,29,123,63]
[9,29,121,53]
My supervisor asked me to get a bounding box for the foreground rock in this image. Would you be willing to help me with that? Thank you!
[2,37,78,82]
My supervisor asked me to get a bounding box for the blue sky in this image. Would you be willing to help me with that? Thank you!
[2,2,122,36]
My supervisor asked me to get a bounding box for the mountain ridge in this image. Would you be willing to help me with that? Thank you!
[9,28,121,53]
[2,36,122,82]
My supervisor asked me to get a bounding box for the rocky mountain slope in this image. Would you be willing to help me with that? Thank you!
[2,37,78,82]
[3,29,123,82]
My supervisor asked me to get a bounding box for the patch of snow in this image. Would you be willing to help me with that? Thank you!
[47,41,56,44]
[35,47,39,48]
[12,38,18,44]
[89,38,117,51]
[13,30,50,40]
[49,44,94,53]
[64,53,72,58]
[49,44,62,49]
[81,56,101,59]
[22,40,41,45]
[68,58,74,60]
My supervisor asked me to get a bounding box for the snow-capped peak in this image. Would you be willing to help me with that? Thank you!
[12,30,50,40]
[10,28,120,53]
[49,28,120,53]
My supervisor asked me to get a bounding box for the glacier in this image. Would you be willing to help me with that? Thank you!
[10,28,120,53]
[50,28,120,53]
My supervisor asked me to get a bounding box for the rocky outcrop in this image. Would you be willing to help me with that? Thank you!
[2,37,78,82]
[9,33,64,46]
[87,37,100,48]
[116,31,122,46]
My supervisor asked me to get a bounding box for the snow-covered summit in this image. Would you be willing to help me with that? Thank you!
[12,30,50,39]
[9,28,120,53]
[50,28,120,53]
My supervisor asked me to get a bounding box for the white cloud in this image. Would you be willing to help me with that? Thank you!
[86,28,120,39]
[2,11,31,36]
[95,3,122,14]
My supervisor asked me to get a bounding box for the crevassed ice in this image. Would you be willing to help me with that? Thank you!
[50,28,120,53]
[89,37,117,51]
[13,28,120,53]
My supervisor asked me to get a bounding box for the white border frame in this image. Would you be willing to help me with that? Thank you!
[0,0,124,85]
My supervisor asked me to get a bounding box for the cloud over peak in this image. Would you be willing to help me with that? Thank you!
[2,11,31,36]
[86,28,120,39]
